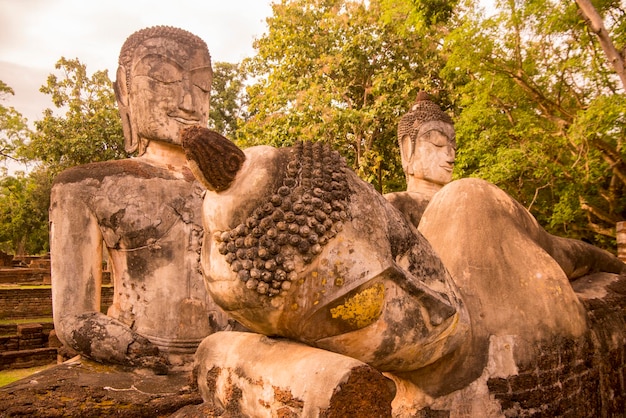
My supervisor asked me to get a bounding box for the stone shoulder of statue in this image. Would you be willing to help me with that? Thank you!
[51,159,203,249]
[53,158,197,185]
[384,190,431,228]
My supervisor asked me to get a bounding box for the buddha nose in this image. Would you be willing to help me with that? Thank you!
[180,93,193,111]
[445,145,456,162]
[179,77,195,112]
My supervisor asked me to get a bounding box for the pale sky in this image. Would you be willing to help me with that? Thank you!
[0,0,274,124]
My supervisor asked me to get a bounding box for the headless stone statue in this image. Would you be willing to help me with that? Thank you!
[385,92,456,227]
[50,26,228,372]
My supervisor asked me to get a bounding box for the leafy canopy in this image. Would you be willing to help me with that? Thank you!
[240,0,452,192]
[442,0,626,247]
[21,57,127,176]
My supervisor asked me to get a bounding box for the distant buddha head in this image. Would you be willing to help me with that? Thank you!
[114,26,213,155]
[397,93,456,190]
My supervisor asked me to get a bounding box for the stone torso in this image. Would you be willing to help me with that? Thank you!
[53,158,220,353]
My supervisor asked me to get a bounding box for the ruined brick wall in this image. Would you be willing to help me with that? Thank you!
[0,286,114,320]
[0,323,58,370]
[0,323,55,353]
[0,288,54,319]
[485,274,626,417]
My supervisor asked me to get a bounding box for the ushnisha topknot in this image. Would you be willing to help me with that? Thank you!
[397,92,454,146]
[181,126,246,192]
[118,26,211,90]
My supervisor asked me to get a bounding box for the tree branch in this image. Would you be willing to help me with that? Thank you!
[575,0,626,91]
[580,197,619,225]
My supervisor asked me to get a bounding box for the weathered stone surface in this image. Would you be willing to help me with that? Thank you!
[183,129,469,375]
[408,178,624,395]
[184,124,626,416]
[49,26,228,372]
[0,358,201,417]
[193,331,395,417]
[385,269,626,417]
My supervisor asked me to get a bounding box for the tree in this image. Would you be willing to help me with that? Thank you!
[0,169,51,255]
[0,80,31,166]
[0,59,126,255]
[442,0,626,248]
[240,0,452,192]
[209,62,248,138]
[21,57,127,175]
[575,0,626,89]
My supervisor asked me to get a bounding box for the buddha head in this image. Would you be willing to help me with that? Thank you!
[398,93,456,191]
[114,26,213,155]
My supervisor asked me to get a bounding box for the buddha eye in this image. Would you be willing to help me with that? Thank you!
[148,62,182,84]
[192,81,211,94]
[134,56,183,84]
[421,130,452,148]
[191,69,212,93]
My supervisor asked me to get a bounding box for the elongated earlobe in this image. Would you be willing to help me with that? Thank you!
[115,66,139,154]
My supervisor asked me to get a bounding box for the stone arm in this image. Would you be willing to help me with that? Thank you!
[539,233,626,280]
[493,185,626,279]
[50,181,167,373]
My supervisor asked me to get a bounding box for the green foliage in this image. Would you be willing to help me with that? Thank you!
[0,81,31,165]
[409,0,459,24]
[442,0,626,248]
[209,62,248,138]
[0,169,51,255]
[2,0,624,255]
[21,57,127,176]
[240,0,450,192]
[0,59,125,255]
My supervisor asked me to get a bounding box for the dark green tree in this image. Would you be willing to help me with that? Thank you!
[0,80,31,166]
[209,62,248,138]
[240,0,452,192]
[21,57,127,175]
[0,169,51,255]
[2,59,126,255]
[442,0,626,248]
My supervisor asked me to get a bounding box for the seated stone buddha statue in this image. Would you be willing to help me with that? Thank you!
[50,26,228,372]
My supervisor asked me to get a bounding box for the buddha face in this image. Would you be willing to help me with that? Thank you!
[402,120,456,186]
[119,36,212,149]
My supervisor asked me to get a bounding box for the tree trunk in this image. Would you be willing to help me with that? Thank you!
[575,0,626,91]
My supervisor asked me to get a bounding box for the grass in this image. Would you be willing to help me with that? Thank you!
[0,284,51,290]
[0,317,53,326]
[0,364,56,387]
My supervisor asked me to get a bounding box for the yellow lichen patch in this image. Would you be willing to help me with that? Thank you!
[330,283,384,329]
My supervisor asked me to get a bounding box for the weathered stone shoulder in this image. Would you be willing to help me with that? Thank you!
[53,159,195,186]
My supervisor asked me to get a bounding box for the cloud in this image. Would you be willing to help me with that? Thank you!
[0,0,272,123]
